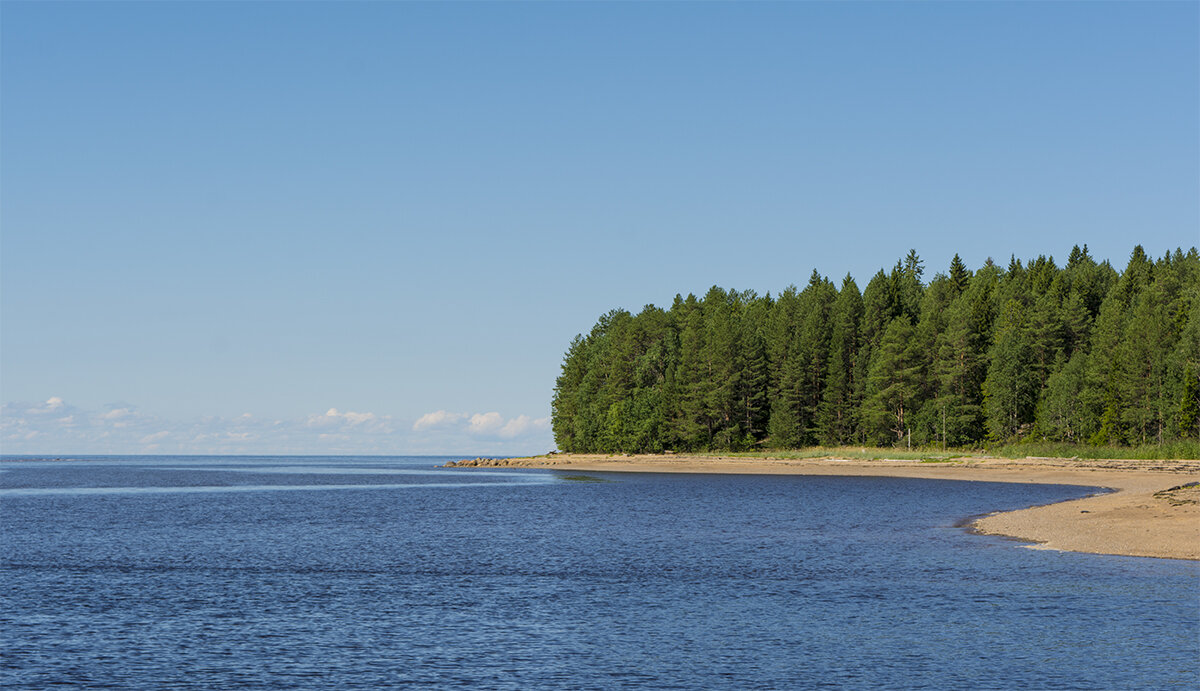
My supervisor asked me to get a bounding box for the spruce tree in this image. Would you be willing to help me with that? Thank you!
[1171,285,1200,439]
[702,286,741,446]
[1118,282,1172,444]
[671,299,708,449]
[737,294,772,445]
[949,253,970,295]
[983,298,1039,440]
[793,272,837,443]
[932,265,997,445]
[862,317,920,444]
[817,275,863,445]
[552,334,589,452]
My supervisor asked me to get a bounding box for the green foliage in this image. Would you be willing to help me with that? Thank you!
[983,298,1039,440]
[862,317,920,444]
[816,275,862,445]
[549,246,1200,455]
[988,440,1200,461]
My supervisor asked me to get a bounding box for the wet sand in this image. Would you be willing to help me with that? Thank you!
[446,453,1200,561]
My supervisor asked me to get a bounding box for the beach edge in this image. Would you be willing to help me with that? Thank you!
[446,454,1200,561]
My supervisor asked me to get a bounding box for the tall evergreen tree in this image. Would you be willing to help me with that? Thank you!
[552,334,589,452]
[932,265,997,445]
[793,272,837,443]
[862,317,921,444]
[817,275,863,445]
[1081,247,1153,444]
[982,299,1039,440]
[909,275,957,445]
[738,295,772,445]
[949,253,971,295]
[702,287,744,448]
[1171,282,1200,439]
[669,298,708,449]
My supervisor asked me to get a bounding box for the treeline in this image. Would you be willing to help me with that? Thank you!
[552,246,1200,453]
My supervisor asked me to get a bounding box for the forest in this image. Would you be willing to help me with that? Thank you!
[551,245,1200,454]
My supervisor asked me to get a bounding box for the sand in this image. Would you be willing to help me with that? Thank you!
[446,453,1200,561]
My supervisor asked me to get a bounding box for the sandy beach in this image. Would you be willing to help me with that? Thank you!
[446,453,1200,561]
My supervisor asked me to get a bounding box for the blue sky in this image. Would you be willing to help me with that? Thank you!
[2,2,1197,455]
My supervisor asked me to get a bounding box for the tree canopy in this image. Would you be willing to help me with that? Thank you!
[551,246,1200,453]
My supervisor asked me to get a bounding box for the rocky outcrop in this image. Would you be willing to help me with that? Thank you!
[444,457,525,468]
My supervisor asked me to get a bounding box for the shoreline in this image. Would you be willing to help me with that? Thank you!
[446,453,1200,561]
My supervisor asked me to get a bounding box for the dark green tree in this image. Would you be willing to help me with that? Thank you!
[983,299,1039,440]
[862,317,921,444]
[817,275,863,445]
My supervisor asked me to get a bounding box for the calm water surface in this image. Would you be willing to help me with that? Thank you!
[2,455,1197,689]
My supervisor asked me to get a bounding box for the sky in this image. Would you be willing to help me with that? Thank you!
[2,2,1197,456]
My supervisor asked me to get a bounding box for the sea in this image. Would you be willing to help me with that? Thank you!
[1,455,1197,689]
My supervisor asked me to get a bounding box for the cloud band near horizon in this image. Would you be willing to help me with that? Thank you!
[1,398,553,456]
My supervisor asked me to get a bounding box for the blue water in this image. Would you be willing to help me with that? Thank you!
[1,456,1197,689]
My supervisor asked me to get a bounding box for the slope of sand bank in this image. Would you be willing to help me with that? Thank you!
[445,454,1200,561]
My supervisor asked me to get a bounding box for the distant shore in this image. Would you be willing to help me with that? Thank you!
[445,453,1200,561]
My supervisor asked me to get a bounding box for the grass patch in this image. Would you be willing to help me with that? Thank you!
[684,441,1199,462]
[696,447,976,462]
[988,441,1200,460]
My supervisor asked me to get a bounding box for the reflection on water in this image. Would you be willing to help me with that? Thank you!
[0,480,550,497]
[2,455,1197,689]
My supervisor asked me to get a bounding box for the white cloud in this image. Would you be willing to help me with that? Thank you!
[498,415,551,439]
[413,409,552,441]
[306,408,382,428]
[412,410,465,431]
[26,397,66,415]
[1,397,552,455]
[468,412,504,435]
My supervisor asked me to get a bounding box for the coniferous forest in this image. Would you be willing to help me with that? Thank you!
[551,246,1200,454]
